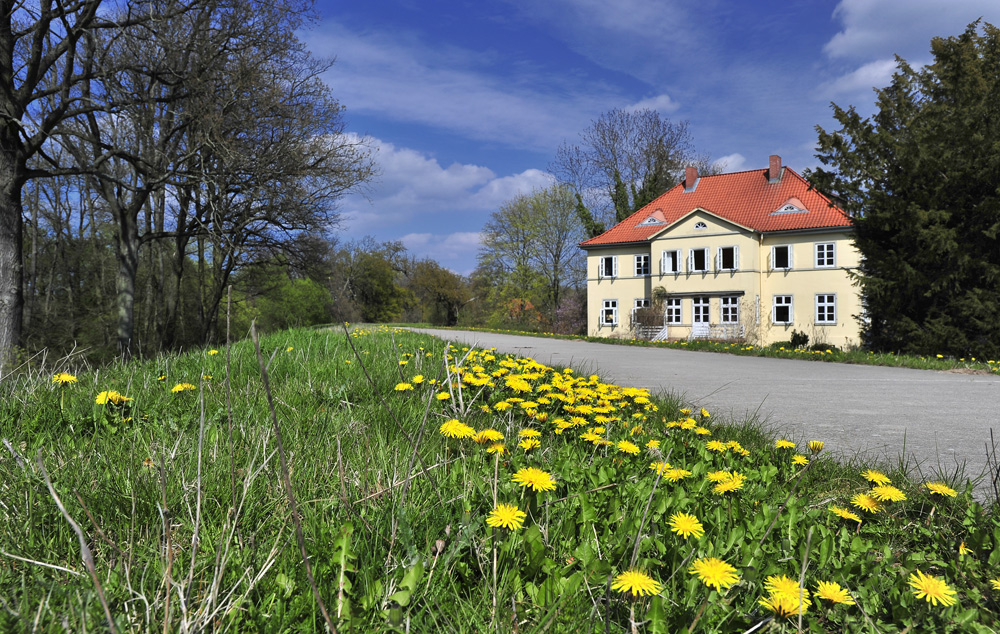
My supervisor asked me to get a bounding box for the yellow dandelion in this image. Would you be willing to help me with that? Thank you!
[775,439,796,450]
[486,442,507,456]
[829,506,862,524]
[616,440,640,455]
[815,580,856,605]
[412,375,425,384]
[694,426,711,436]
[808,440,824,454]
[171,382,196,393]
[512,467,556,492]
[713,474,745,494]
[861,469,891,486]
[871,485,906,502]
[95,390,132,405]
[908,570,957,607]
[286,346,294,352]
[792,454,809,466]
[759,592,811,618]
[611,570,662,598]
[851,492,882,514]
[208,349,219,355]
[473,429,504,444]
[700,408,710,418]
[518,429,541,438]
[706,470,732,482]
[435,392,451,401]
[646,439,661,450]
[486,503,526,530]
[664,467,693,482]
[765,575,806,598]
[439,419,475,439]
[649,461,671,475]
[668,512,704,540]
[518,438,540,451]
[394,382,414,391]
[706,440,727,453]
[52,372,77,385]
[924,481,957,498]
[689,557,739,592]
[990,578,1000,591]
[959,542,972,557]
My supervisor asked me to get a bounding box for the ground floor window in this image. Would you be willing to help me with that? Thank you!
[772,295,793,324]
[721,296,740,323]
[815,294,836,324]
[602,299,618,326]
[693,296,710,323]
[665,298,682,324]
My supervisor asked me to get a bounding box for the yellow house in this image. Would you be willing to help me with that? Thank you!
[580,156,862,348]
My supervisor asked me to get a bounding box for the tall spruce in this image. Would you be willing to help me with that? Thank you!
[811,21,1000,358]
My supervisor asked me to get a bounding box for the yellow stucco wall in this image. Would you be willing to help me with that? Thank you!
[585,212,862,348]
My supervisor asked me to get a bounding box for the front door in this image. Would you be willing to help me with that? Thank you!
[692,296,710,338]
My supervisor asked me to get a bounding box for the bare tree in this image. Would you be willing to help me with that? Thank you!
[551,108,709,229]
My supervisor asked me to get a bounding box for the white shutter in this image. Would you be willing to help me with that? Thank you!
[787,247,793,269]
[715,248,721,271]
[612,256,618,277]
[769,247,774,270]
[687,250,694,272]
[598,258,604,279]
[733,246,739,270]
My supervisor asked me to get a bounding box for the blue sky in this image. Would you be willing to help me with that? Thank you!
[304,0,1000,275]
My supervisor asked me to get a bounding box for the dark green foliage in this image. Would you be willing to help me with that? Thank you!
[612,169,631,223]
[351,253,416,322]
[407,260,468,326]
[573,193,605,239]
[812,21,1000,358]
[790,329,809,348]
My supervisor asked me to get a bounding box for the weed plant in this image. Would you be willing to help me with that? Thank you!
[1,326,999,632]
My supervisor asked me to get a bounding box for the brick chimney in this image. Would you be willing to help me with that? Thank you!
[768,155,782,183]
[684,165,699,190]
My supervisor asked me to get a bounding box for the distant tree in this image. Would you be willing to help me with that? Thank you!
[406,260,468,326]
[478,184,585,324]
[551,108,708,228]
[811,21,1000,358]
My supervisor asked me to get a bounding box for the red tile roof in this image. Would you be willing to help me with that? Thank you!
[579,165,850,248]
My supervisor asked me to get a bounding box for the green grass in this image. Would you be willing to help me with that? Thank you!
[1,325,999,632]
[417,325,1000,376]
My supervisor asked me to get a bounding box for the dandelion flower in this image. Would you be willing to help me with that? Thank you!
[765,575,806,598]
[959,542,972,557]
[829,506,862,524]
[775,439,796,450]
[871,485,906,502]
[512,467,556,492]
[990,578,1000,591]
[808,440,825,454]
[486,442,507,456]
[616,440,640,455]
[439,419,475,439]
[473,429,504,444]
[706,470,732,482]
[925,481,957,498]
[96,390,132,405]
[208,349,219,355]
[518,438,540,451]
[851,492,882,514]
[412,375,425,384]
[713,474,745,494]
[689,557,739,592]
[611,570,662,598]
[394,382,414,391]
[706,440,727,453]
[700,408,710,418]
[668,512,704,540]
[694,427,711,436]
[649,461,671,475]
[861,469,891,486]
[518,429,541,438]
[664,467,692,483]
[759,593,811,617]
[792,454,809,466]
[435,392,451,401]
[815,580,856,605]
[646,439,661,450]
[171,383,196,393]
[908,570,957,607]
[52,372,77,385]
[486,503,526,530]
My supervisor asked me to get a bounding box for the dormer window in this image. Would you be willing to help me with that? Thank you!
[771,197,808,215]
[637,216,665,227]
[694,221,707,229]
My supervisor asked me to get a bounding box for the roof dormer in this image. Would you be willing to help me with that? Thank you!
[771,196,808,215]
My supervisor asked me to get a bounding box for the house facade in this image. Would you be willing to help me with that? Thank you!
[580,156,862,348]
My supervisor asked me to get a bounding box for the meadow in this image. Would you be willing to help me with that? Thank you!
[1,325,998,633]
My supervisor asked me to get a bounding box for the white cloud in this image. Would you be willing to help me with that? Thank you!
[626,94,680,113]
[824,0,1000,61]
[821,58,899,97]
[713,153,746,173]
[400,232,484,275]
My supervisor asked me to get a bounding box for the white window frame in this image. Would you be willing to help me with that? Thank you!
[688,247,709,273]
[815,294,836,324]
[692,296,710,323]
[598,255,618,279]
[770,245,792,270]
[601,299,618,326]
[716,245,739,272]
[634,254,650,276]
[661,250,681,274]
[815,243,835,268]
[665,298,682,324]
[772,295,793,324]
[721,296,740,324]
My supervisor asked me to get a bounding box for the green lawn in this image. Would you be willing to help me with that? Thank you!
[1,325,998,632]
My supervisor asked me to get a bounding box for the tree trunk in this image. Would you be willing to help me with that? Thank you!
[113,206,140,358]
[0,136,24,367]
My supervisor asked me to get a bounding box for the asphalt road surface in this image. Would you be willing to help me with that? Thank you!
[411,329,1000,495]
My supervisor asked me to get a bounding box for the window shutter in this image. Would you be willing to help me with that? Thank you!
[715,248,721,270]
[598,258,605,279]
[687,250,693,272]
[733,246,739,270]
[612,256,618,277]
[768,247,774,270]
[788,247,793,269]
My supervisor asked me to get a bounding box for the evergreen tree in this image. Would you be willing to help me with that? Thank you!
[811,21,1000,358]
[574,194,605,239]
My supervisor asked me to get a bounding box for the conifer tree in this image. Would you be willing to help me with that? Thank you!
[811,21,1000,358]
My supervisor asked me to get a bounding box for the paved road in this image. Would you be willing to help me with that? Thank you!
[411,329,1000,493]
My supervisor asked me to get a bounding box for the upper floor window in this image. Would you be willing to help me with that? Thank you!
[815,243,835,268]
[771,245,792,270]
[598,255,617,278]
[688,247,709,273]
[661,250,681,274]
[694,222,708,229]
[635,254,650,276]
[717,246,739,271]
